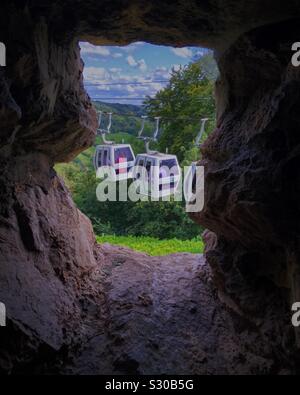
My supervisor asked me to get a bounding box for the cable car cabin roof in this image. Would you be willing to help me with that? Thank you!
[136,153,178,160]
[96,144,132,149]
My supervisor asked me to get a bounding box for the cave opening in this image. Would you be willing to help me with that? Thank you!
[54,41,217,256]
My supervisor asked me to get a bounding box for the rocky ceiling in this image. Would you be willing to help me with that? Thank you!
[2,1,300,48]
[1,0,300,374]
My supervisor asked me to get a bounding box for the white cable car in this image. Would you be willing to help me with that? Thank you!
[93,111,135,181]
[184,118,209,205]
[133,116,181,198]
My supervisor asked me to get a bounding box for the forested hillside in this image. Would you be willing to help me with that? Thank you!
[93,101,154,137]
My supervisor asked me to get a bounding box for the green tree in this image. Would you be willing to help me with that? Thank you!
[144,61,216,162]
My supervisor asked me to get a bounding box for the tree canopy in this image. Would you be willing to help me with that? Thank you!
[144,59,216,162]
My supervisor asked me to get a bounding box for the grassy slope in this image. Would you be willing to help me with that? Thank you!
[96,235,204,256]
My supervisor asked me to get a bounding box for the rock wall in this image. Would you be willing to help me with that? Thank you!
[1,1,300,374]
[0,3,101,372]
[193,19,300,354]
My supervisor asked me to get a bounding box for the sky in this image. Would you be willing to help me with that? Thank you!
[80,42,205,104]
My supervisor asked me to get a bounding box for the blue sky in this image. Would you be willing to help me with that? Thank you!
[80,42,205,104]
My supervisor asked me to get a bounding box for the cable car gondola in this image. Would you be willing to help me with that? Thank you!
[93,111,135,181]
[133,116,181,198]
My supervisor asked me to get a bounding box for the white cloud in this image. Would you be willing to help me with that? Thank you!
[138,59,147,72]
[109,67,122,73]
[127,55,137,67]
[127,56,147,71]
[83,66,110,83]
[95,85,111,91]
[153,66,169,79]
[83,58,171,104]
[156,66,167,72]
[171,47,193,58]
[126,85,136,93]
[112,52,123,58]
[80,42,111,57]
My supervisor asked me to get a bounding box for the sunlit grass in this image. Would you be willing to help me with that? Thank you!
[96,235,204,256]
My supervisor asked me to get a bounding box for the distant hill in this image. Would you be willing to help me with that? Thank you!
[92,101,147,136]
[93,101,145,116]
